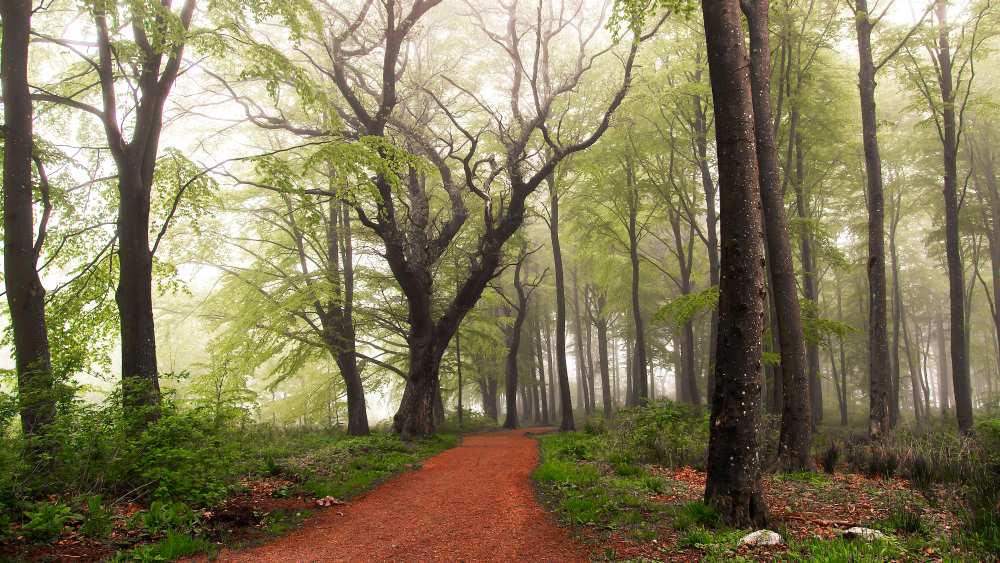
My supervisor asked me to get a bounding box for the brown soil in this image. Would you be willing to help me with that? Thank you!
[211,428,587,563]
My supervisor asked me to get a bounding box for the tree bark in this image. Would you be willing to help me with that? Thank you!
[2,0,57,442]
[626,162,649,403]
[571,267,591,414]
[701,0,770,528]
[793,134,823,427]
[934,0,974,434]
[693,79,721,403]
[936,308,952,413]
[548,175,575,430]
[742,0,811,470]
[889,193,903,427]
[853,0,892,438]
[534,313,550,424]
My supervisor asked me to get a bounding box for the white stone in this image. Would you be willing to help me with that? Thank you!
[739,529,783,546]
[843,527,887,541]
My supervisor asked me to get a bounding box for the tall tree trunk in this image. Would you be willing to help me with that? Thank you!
[794,134,823,427]
[627,163,649,404]
[117,176,161,427]
[544,312,558,417]
[2,0,57,442]
[889,194,903,427]
[596,320,613,418]
[936,308,952,413]
[701,0,769,528]
[693,84,721,403]
[742,0,811,470]
[534,315,550,424]
[394,322,445,437]
[608,338,622,409]
[854,0,891,438]
[900,301,923,425]
[934,1,973,434]
[584,304,597,413]
[503,259,532,429]
[455,326,463,428]
[329,202,369,436]
[837,281,850,425]
[548,175,575,430]
[571,268,591,414]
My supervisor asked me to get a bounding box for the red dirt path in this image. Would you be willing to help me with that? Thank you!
[215,428,587,562]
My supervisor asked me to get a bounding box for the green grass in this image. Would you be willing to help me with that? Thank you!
[280,433,457,500]
[112,531,218,562]
[778,536,904,562]
[534,432,661,531]
[776,471,831,486]
[875,508,926,535]
[671,501,720,531]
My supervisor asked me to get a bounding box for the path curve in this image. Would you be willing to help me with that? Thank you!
[216,428,587,562]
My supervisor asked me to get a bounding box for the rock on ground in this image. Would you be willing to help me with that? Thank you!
[739,529,783,546]
[842,526,887,541]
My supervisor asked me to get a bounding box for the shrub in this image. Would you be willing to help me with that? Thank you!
[821,442,840,474]
[611,401,708,468]
[141,500,201,536]
[878,508,926,535]
[127,411,236,507]
[908,454,934,491]
[583,417,606,435]
[865,447,898,478]
[21,501,79,543]
[114,531,217,562]
[81,495,114,539]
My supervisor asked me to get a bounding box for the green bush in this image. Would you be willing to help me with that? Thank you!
[113,531,217,562]
[22,501,79,543]
[141,500,201,535]
[81,495,114,539]
[610,401,708,468]
[127,411,235,507]
[877,508,926,535]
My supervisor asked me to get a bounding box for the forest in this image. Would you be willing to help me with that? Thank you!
[2,0,999,560]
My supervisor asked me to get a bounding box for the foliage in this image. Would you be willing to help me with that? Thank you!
[127,411,236,506]
[534,432,663,532]
[112,531,218,562]
[877,508,926,536]
[820,442,840,474]
[141,501,201,536]
[274,433,457,500]
[610,400,708,468]
[778,536,904,562]
[21,501,79,543]
[654,286,719,329]
[81,495,114,539]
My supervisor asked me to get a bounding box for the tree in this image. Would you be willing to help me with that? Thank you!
[34,0,198,430]
[849,0,935,438]
[742,0,811,470]
[701,0,769,528]
[897,0,996,434]
[495,245,545,429]
[546,172,576,430]
[2,0,57,444]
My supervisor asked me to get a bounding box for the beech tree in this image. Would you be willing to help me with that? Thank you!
[2,0,56,444]
[33,0,198,429]
[700,0,769,527]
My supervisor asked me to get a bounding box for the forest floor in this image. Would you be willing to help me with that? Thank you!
[205,427,587,562]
